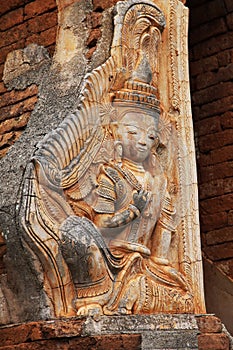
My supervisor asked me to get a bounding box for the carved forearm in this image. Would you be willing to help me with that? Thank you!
[100,189,149,228]
[108,204,141,227]
[95,204,140,228]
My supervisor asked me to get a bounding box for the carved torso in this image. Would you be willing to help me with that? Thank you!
[95,161,165,247]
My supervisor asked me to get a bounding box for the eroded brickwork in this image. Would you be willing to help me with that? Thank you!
[0,0,58,302]
[0,85,38,158]
[0,315,230,350]
[85,0,118,58]
[187,0,233,281]
[0,0,58,158]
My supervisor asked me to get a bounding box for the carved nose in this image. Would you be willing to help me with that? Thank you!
[138,135,147,145]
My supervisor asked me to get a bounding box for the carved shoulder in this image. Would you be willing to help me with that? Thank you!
[103,165,123,184]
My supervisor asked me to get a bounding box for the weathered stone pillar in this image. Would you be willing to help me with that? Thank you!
[0,0,208,335]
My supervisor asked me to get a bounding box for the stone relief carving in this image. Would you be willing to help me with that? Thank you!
[20,0,205,317]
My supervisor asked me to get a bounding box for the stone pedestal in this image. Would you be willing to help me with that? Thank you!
[0,315,231,350]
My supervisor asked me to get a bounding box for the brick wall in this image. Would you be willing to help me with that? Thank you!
[0,0,58,285]
[86,0,119,58]
[0,0,58,159]
[0,0,122,159]
[0,315,230,350]
[187,0,233,281]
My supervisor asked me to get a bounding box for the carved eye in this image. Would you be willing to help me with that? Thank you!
[128,130,137,135]
[147,128,157,141]
[148,133,158,141]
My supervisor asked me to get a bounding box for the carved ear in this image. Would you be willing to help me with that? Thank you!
[141,146,161,177]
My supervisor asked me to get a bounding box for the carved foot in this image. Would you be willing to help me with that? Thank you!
[103,276,142,315]
[150,257,191,292]
[103,305,132,316]
[76,303,103,317]
[161,265,191,291]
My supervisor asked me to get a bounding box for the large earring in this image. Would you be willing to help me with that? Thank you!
[114,141,123,164]
[150,148,157,168]
[149,141,160,169]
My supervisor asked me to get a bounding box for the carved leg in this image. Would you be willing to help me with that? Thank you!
[151,227,172,264]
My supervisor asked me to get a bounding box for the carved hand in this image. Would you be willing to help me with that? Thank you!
[132,189,149,213]
[99,190,149,228]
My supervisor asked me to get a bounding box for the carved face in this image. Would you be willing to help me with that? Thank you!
[118,112,158,164]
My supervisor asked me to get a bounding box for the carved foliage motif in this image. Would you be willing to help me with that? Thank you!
[20,0,205,318]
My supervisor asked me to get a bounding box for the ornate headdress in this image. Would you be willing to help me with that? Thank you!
[110,2,165,117]
[113,58,160,114]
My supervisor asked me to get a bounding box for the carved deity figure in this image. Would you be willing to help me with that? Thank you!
[20,1,201,318]
[63,98,193,316]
